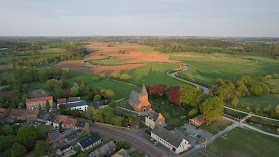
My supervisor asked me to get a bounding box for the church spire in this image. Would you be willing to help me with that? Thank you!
[140,83,148,95]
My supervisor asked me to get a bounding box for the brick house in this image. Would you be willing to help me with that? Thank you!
[129,84,151,112]
[0,108,11,119]
[21,110,40,121]
[47,130,61,143]
[189,115,205,126]
[5,109,27,122]
[63,117,77,129]
[77,133,101,152]
[52,115,67,129]
[74,119,90,132]
[57,98,66,109]
[26,96,53,110]
[145,109,165,129]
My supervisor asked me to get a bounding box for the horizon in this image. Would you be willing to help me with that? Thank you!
[1,0,279,37]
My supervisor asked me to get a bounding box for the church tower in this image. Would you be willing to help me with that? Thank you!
[139,84,148,102]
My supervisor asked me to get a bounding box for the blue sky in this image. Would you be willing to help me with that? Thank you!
[0,0,279,37]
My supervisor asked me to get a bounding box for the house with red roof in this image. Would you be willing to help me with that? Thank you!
[63,117,77,129]
[26,96,53,110]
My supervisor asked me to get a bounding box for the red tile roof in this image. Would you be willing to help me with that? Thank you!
[64,117,77,126]
[0,108,11,118]
[26,96,53,103]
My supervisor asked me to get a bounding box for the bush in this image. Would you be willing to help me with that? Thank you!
[188,108,198,118]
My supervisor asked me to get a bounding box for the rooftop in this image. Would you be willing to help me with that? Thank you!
[151,125,185,148]
[129,90,140,106]
[57,98,66,104]
[190,115,205,124]
[140,84,148,95]
[59,144,71,151]
[66,135,77,142]
[75,119,86,128]
[49,130,61,141]
[79,133,101,149]
[146,110,159,121]
[92,141,116,157]
[65,100,88,108]
[26,96,53,103]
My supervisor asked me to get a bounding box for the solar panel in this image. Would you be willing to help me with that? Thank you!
[49,130,60,140]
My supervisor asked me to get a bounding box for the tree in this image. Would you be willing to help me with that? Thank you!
[111,73,120,79]
[254,105,261,114]
[180,85,200,108]
[36,125,53,139]
[214,78,225,86]
[187,108,198,118]
[115,139,131,150]
[94,94,101,101]
[263,104,272,113]
[147,84,166,97]
[120,74,131,80]
[276,105,279,115]
[262,85,270,94]
[167,86,181,105]
[102,89,115,100]
[56,89,65,98]
[16,126,39,150]
[250,85,263,96]
[39,104,41,110]
[45,100,50,111]
[100,74,106,79]
[200,97,224,125]
[2,124,13,136]
[33,141,49,157]
[129,150,145,157]
[111,116,124,126]
[10,142,26,157]
[71,87,79,97]
[110,100,116,108]
[231,97,239,108]
[21,94,28,104]
[0,136,11,152]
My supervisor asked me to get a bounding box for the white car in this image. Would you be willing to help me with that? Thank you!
[153,141,159,145]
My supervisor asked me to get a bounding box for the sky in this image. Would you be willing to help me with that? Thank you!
[0,0,279,37]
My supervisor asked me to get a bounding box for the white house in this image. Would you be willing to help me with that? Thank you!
[151,125,189,154]
[145,109,166,129]
[64,100,88,111]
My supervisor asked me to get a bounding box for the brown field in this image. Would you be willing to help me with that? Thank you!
[56,43,179,75]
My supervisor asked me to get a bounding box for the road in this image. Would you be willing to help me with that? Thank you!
[167,65,209,94]
[90,123,168,157]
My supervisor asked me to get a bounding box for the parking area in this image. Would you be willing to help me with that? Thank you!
[178,124,213,141]
[137,131,168,152]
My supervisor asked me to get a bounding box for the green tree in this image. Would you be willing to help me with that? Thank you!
[0,96,4,104]
[33,141,49,157]
[36,125,53,139]
[276,105,279,115]
[0,136,11,152]
[179,85,200,108]
[187,108,198,118]
[231,97,239,108]
[254,105,261,114]
[250,85,263,96]
[39,104,41,110]
[110,100,116,108]
[111,116,124,126]
[129,150,145,157]
[10,142,26,157]
[111,73,120,79]
[262,84,270,94]
[120,74,131,80]
[71,87,79,97]
[45,100,50,111]
[201,97,224,125]
[16,126,39,149]
[2,124,13,136]
[263,104,272,113]
[21,94,28,104]
[56,89,65,98]
[94,94,101,101]
[214,78,225,86]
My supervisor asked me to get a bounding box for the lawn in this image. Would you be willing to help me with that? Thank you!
[86,56,127,66]
[239,94,279,108]
[116,99,134,111]
[266,79,279,89]
[204,128,279,157]
[199,118,233,135]
[123,63,188,86]
[170,53,279,86]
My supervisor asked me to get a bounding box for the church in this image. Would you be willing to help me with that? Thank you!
[129,84,151,112]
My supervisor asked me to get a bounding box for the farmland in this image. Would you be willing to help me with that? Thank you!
[204,128,279,157]
[239,94,279,108]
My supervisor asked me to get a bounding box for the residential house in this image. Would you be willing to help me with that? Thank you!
[64,100,88,111]
[111,149,131,157]
[151,125,189,154]
[74,119,89,132]
[26,96,53,110]
[91,141,116,157]
[77,133,102,152]
[89,100,109,110]
[56,144,76,157]
[21,110,40,121]
[129,84,151,112]
[5,109,27,122]
[52,115,67,129]
[47,130,61,143]
[0,108,10,124]
[189,115,205,126]
[63,117,77,129]
[57,98,66,108]
[38,113,50,123]
[145,109,166,129]
[60,128,73,138]
[65,135,77,143]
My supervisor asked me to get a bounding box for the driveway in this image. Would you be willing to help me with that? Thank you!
[178,124,213,141]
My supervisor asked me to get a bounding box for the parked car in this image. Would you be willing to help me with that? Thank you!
[194,133,199,137]
[153,141,159,145]
[197,135,201,138]
[150,138,154,142]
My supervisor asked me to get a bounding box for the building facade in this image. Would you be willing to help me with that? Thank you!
[129,84,151,112]
[145,110,165,129]
[77,133,102,152]
[151,125,189,154]
[26,96,53,110]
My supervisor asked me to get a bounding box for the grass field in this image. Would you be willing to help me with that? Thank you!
[171,53,279,86]
[123,63,188,86]
[199,118,233,135]
[112,43,162,54]
[87,56,127,66]
[239,94,279,108]
[204,128,279,157]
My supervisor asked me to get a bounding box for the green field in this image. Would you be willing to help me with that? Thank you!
[123,63,188,86]
[170,53,279,86]
[199,119,233,135]
[204,128,279,157]
[112,43,162,54]
[239,94,279,108]
[86,56,127,66]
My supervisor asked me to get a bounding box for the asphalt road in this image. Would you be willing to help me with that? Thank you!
[90,123,168,157]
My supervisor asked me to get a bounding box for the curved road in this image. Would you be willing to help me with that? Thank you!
[168,65,210,94]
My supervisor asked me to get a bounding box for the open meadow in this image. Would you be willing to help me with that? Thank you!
[204,128,279,157]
